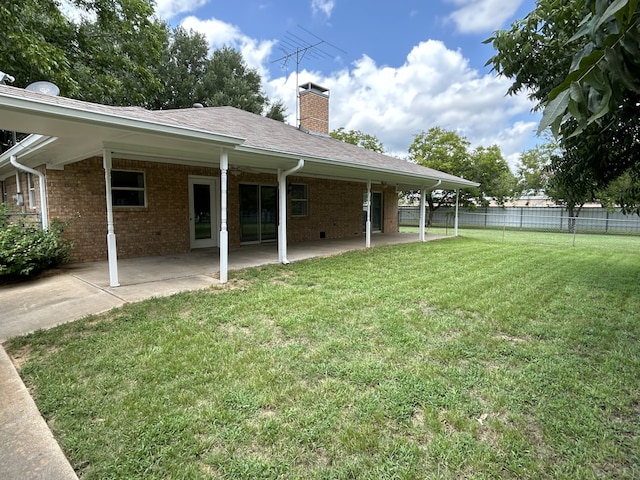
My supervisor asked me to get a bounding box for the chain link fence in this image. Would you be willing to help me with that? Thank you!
[399,206,640,246]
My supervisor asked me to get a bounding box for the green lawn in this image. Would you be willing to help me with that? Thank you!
[5,234,640,479]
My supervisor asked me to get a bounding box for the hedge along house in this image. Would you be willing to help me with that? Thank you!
[0,83,478,286]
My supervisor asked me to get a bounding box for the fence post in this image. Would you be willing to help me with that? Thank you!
[573,216,577,247]
[503,211,506,242]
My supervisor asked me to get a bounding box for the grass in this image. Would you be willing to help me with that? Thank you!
[5,233,640,479]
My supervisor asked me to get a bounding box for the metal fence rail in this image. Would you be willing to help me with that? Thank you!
[399,206,640,235]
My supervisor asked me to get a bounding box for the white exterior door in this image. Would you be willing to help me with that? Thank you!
[188,176,219,248]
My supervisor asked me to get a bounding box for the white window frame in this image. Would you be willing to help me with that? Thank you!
[27,173,36,209]
[111,170,146,207]
[290,183,308,217]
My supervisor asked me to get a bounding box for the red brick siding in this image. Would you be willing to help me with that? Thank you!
[34,158,398,263]
[299,91,329,134]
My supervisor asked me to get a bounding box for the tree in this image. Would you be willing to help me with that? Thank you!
[486,0,640,214]
[330,128,385,153]
[407,127,516,224]
[516,140,597,231]
[151,27,209,110]
[198,46,266,114]
[265,99,287,122]
[0,0,78,94]
[467,145,516,207]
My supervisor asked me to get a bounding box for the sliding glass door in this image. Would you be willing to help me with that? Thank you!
[239,184,277,243]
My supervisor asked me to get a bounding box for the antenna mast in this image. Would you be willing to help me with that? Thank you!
[271,26,345,127]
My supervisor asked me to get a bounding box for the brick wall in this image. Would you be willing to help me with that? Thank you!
[299,90,329,134]
[35,157,398,263]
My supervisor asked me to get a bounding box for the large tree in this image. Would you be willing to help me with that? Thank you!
[407,127,516,224]
[0,0,78,94]
[198,46,267,115]
[151,26,209,110]
[486,0,640,213]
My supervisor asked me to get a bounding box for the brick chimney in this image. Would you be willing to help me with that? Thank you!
[298,82,329,135]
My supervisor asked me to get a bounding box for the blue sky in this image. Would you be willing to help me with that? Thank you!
[154,0,540,168]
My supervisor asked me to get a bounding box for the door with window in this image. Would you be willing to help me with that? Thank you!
[188,176,219,248]
[239,184,277,243]
[363,191,383,233]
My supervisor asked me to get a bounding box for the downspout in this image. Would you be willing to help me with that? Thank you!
[278,159,305,264]
[10,155,48,229]
[419,180,441,241]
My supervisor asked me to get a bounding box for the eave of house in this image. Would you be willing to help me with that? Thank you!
[0,85,479,190]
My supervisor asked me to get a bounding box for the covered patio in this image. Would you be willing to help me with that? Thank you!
[0,232,446,341]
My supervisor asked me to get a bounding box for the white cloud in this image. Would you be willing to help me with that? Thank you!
[180,16,277,78]
[311,0,335,18]
[155,0,209,20]
[447,0,524,34]
[180,16,538,170]
[266,39,537,167]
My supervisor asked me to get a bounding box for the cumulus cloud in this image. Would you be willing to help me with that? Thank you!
[266,39,537,167]
[311,0,336,18]
[182,15,537,169]
[155,0,209,20]
[447,0,524,34]
[180,16,277,78]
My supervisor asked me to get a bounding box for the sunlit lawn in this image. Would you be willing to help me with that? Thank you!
[5,233,640,479]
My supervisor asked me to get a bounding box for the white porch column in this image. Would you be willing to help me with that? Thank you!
[103,150,119,287]
[278,159,304,264]
[219,150,229,284]
[419,188,427,242]
[365,181,372,248]
[454,189,460,237]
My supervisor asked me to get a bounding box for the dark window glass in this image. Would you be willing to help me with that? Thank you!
[111,171,145,206]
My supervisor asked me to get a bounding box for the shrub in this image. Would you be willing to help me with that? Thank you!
[0,203,73,278]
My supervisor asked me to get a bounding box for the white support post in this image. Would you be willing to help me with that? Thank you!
[454,189,460,237]
[419,188,427,242]
[219,150,229,284]
[365,181,372,248]
[103,150,119,287]
[277,169,288,264]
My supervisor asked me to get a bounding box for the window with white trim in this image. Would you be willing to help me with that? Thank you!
[111,170,146,207]
[27,173,36,209]
[290,183,308,217]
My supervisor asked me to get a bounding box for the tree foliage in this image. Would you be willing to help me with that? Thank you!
[330,128,385,153]
[407,127,516,223]
[0,2,283,116]
[486,0,640,214]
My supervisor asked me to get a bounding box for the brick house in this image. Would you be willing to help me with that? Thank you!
[0,83,477,285]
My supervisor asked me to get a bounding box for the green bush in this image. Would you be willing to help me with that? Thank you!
[0,204,73,278]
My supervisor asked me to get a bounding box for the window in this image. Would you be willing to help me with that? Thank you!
[27,173,36,209]
[111,170,146,207]
[290,183,308,216]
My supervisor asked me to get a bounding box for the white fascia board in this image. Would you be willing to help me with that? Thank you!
[0,92,246,147]
[0,134,58,167]
[236,144,480,189]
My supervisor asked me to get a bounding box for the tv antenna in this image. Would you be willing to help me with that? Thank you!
[271,26,345,127]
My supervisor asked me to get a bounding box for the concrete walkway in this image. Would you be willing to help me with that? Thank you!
[0,232,443,478]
